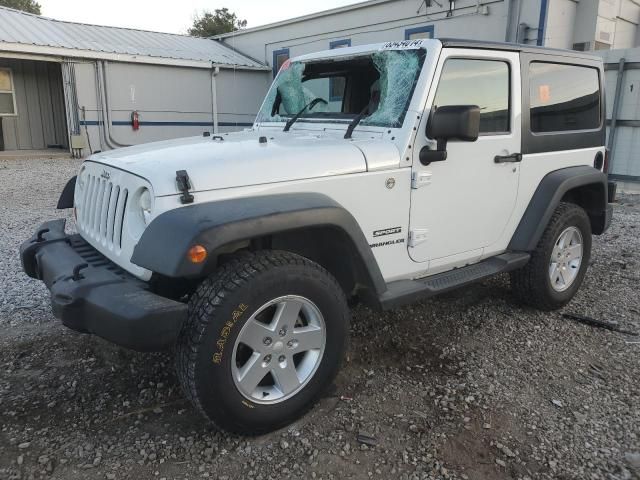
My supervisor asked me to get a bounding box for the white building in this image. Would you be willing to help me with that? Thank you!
[0,6,269,156]
[217,0,640,77]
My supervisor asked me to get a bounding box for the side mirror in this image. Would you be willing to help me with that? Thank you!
[420,105,480,165]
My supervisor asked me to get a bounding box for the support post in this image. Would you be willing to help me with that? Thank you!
[607,57,626,174]
[211,66,220,134]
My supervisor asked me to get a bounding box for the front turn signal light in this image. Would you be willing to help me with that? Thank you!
[187,245,207,264]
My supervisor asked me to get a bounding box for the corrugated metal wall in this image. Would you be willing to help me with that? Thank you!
[0,59,68,150]
[605,61,640,179]
[74,61,270,153]
[597,48,640,183]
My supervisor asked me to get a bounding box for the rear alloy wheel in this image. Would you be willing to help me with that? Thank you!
[510,202,592,311]
[548,226,584,293]
[176,251,349,435]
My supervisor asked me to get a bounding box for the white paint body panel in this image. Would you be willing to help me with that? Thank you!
[90,131,368,196]
[409,49,522,269]
[501,146,604,252]
[152,169,414,282]
[352,139,401,171]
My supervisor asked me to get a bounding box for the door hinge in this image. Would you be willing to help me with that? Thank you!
[411,171,432,189]
[408,228,429,247]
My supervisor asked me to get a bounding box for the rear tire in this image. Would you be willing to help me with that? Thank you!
[175,250,349,435]
[510,202,592,311]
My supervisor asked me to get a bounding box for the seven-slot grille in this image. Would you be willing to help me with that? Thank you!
[78,174,128,249]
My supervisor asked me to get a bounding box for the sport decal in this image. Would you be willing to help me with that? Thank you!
[373,227,402,237]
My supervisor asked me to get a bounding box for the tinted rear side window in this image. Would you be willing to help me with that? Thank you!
[529,62,600,133]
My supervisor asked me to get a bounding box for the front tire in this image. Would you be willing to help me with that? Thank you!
[176,250,349,435]
[510,202,592,311]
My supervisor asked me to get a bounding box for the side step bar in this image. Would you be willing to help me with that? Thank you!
[378,252,530,310]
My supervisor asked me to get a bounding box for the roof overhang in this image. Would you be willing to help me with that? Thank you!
[0,42,271,71]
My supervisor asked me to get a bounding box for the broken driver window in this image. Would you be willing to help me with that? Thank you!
[256,49,426,129]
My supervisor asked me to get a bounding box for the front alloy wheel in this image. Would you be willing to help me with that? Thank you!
[176,251,349,435]
[232,295,326,404]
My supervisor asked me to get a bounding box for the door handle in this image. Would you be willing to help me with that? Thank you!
[494,153,522,163]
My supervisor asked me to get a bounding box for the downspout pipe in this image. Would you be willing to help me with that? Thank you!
[505,0,523,42]
[93,62,108,151]
[536,0,548,46]
[211,65,220,134]
[100,61,130,148]
[607,57,626,175]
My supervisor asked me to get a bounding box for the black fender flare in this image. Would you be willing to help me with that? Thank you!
[508,166,609,251]
[131,192,386,294]
[57,176,77,209]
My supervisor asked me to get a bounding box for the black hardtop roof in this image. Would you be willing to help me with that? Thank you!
[438,38,603,63]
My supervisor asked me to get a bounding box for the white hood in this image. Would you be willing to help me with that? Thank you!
[88,130,398,197]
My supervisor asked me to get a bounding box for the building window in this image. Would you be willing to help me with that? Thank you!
[330,39,351,49]
[272,48,290,78]
[0,68,17,116]
[330,39,351,101]
[433,59,510,134]
[529,62,600,133]
[404,25,434,40]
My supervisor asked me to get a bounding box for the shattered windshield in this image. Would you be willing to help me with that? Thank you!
[256,48,426,129]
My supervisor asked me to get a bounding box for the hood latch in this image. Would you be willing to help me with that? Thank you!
[176,170,194,204]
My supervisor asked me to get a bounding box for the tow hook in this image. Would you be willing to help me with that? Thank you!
[36,228,51,242]
[72,263,89,281]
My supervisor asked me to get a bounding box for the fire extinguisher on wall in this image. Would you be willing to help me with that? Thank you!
[131,110,140,131]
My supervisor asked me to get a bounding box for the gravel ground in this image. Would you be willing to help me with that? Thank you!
[1,156,639,480]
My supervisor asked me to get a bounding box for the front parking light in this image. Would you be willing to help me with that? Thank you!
[188,245,208,264]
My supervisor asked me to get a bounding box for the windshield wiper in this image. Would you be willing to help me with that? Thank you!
[344,105,370,139]
[283,97,327,132]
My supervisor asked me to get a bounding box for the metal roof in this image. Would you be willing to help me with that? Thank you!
[0,6,267,69]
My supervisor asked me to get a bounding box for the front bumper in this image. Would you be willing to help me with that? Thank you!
[20,219,187,351]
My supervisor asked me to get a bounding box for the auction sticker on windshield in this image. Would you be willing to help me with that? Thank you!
[380,39,425,50]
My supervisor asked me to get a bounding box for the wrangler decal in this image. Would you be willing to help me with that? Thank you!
[370,238,405,249]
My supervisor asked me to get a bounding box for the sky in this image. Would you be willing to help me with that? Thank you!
[39,0,364,35]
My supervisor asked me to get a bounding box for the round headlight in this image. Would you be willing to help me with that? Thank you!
[139,188,152,224]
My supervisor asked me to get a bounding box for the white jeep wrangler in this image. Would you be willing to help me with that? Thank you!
[21,39,613,434]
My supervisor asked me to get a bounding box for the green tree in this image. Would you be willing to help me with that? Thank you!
[188,8,247,37]
[0,0,41,14]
